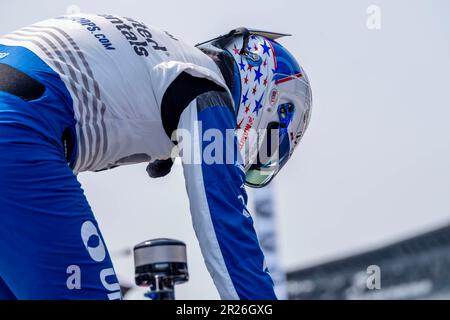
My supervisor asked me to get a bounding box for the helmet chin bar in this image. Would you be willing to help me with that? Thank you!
[245,106,293,189]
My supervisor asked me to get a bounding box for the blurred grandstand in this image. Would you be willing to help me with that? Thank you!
[287,224,450,300]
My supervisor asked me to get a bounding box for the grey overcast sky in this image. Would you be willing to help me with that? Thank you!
[1,0,449,299]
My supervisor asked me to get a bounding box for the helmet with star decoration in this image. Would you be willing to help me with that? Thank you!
[196,28,312,188]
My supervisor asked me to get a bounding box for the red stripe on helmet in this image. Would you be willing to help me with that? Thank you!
[266,39,277,70]
[275,73,303,85]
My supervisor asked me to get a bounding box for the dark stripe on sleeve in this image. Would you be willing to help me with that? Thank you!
[0,63,45,101]
[161,72,230,139]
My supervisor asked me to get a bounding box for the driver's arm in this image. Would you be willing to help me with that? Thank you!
[163,72,276,300]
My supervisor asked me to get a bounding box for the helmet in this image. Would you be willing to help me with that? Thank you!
[197,28,312,188]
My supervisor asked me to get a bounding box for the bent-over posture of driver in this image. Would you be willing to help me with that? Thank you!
[0,14,312,300]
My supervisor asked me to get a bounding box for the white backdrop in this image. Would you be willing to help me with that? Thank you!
[1,0,449,299]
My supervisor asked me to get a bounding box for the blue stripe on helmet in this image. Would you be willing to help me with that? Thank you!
[267,39,302,79]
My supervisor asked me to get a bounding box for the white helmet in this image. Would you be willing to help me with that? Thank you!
[197,28,312,188]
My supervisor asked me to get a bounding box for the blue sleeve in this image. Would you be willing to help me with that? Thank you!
[177,90,276,300]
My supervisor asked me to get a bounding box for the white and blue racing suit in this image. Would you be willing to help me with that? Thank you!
[0,14,275,299]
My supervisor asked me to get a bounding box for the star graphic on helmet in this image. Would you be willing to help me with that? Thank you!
[252,84,257,95]
[261,41,271,56]
[254,65,263,84]
[244,75,249,84]
[239,57,246,71]
[252,93,265,115]
[233,44,240,55]
[237,118,244,129]
[247,63,254,71]
[242,89,249,105]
